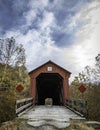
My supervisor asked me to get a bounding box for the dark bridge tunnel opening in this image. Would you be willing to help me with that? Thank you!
[36,73,63,105]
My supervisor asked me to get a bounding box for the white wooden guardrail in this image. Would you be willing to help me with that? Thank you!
[65,99,88,117]
[16,97,34,116]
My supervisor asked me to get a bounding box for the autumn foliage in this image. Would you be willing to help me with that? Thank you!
[70,54,100,121]
[0,37,29,124]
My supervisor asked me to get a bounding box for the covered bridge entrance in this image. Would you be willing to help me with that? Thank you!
[29,61,71,105]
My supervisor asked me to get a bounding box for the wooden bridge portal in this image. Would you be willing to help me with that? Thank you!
[29,61,71,105]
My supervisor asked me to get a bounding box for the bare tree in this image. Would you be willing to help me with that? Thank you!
[0,37,25,73]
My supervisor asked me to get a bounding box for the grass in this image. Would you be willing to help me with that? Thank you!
[0,118,25,130]
[69,122,94,130]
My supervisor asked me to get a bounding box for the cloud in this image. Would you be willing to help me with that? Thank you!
[0,0,100,82]
[39,11,55,30]
[61,0,100,80]
[46,0,92,47]
[0,0,29,34]
[0,0,91,46]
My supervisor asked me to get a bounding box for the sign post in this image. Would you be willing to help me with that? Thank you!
[78,84,86,99]
[16,84,24,99]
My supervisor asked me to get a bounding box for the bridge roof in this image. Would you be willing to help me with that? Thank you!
[29,60,71,75]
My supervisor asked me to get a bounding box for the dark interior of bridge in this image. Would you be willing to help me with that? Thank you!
[36,73,63,105]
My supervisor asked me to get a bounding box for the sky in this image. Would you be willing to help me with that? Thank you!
[0,0,100,81]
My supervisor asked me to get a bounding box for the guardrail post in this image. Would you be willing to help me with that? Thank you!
[16,97,34,116]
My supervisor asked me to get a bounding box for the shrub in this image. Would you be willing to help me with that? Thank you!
[0,90,16,124]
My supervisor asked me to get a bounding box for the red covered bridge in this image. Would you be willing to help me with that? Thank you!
[16,61,87,118]
[28,60,71,105]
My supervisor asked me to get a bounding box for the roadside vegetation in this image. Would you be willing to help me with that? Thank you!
[0,37,30,124]
[70,53,100,121]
